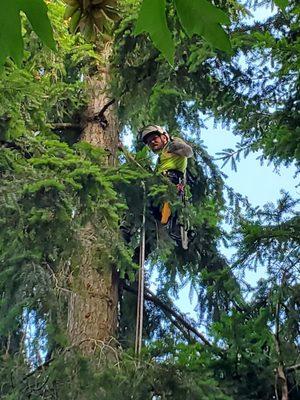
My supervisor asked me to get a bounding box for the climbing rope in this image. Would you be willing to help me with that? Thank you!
[180,171,189,250]
[135,181,146,357]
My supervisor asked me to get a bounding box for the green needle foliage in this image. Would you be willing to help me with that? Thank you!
[0,0,299,399]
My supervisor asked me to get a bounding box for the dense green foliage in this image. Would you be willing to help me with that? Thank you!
[0,0,232,67]
[0,0,55,67]
[134,0,231,63]
[0,0,299,399]
[113,0,299,168]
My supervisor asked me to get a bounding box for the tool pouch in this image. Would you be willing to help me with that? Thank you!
[161,202,172,224]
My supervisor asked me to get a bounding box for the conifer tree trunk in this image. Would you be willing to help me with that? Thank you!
[67,47,120,356]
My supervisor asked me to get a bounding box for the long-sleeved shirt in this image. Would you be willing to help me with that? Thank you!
[156,137,193,174]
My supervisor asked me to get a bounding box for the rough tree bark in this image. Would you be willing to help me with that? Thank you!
[67,46,120,356]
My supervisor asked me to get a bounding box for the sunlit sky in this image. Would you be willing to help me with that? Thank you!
[201,121,299,207]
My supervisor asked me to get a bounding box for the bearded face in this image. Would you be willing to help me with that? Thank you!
[145,134,168,153]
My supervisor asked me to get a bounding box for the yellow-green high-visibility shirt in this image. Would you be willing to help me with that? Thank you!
[156,137,193,174]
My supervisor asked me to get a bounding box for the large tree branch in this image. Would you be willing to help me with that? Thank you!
[95,99,116,120]
[286,363,300,373]
[122,283,212,347]
[51,123,82,130]
[50,100,116,132]
[85,99,116,128]
[23,357,54,380]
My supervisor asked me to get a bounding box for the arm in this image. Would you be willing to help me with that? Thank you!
[167,138,193,158]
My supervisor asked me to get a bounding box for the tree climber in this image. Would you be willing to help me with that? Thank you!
[139,125,193,245]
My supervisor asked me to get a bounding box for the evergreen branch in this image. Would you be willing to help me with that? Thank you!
[285,363,300,373]
[0,140,32,158]
[51,123,82,130]
[165,313,193,343]
[23,357,54,380]
[118,146,148,172]
[123,283,212,347]
[22,336,120,383]
[146,287,212,347]
[274,301,289,400]
[215,143,253,171]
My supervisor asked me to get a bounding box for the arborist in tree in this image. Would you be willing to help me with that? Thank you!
[139,125,193,247]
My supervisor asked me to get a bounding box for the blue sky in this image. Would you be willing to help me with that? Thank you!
[174,121,299,317]
[201,120,299,207]
[169,97,299,318]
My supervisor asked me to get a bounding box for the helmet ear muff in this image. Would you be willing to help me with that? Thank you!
[163,132,170,142]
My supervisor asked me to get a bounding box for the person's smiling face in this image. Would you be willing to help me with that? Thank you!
[146,133,168,153]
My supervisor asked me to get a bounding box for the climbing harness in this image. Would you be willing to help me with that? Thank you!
[135,181,146,357]
[161,171,189,250]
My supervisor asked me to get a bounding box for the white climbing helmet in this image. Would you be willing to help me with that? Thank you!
[139,125,170,144]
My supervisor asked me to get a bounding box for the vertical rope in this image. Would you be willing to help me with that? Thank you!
[135,181,146,356]
[180,172,189,250]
